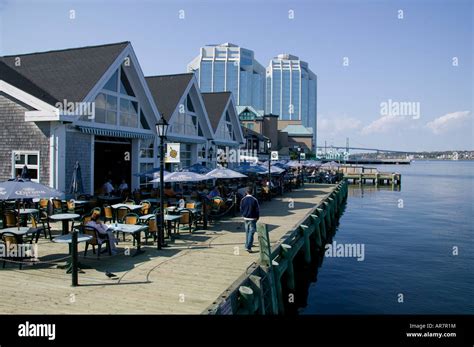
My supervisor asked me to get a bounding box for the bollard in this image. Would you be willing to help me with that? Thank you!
[71,229,78,287]
[238,286,255,314]
[203,201,208,229]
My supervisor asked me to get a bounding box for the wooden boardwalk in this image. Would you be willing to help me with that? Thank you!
[0,184,336,314]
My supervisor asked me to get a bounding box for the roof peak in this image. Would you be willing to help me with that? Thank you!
[1,41,130,58]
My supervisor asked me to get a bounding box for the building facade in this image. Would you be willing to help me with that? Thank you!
[265,54,317,148]
[187,43,265,112]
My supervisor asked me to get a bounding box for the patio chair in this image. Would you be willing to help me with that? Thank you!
[140,201,151,215]
[115,206,129,223]
[144,217,159,245]
[38,211,53,240]
[103,205,114,224]
[67,200,85,215]
[82,225,111,259]
[178,208,193,234]
[38,199,49,213]
[124,213,139,225]
[52,199,64,214]
[3,210,18,228]
[1,232,29,269]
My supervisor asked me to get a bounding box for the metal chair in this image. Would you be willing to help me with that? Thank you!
[1,232,29,269]
[52,199,64,214]
[82,225,111,259]
[3,210,18,228]
[103,205,114,224]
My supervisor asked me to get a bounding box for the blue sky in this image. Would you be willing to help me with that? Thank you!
[1,0,472,151]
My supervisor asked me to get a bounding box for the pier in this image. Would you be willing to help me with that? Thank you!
[340,166,401,186]
[0,183,346,314]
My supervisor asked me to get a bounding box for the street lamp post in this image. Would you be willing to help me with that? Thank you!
[297,147,302,186]
[156,116,169,250]
[267,139,272,184]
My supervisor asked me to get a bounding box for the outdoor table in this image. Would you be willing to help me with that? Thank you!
[49,213,80,235]
[17,208,39,215]
[138,214,155,222]
[1,226,37,237]
[53,233,92,273]
[111,203,142,211]
[108,223,148,256]
[164,214,181,239]
[17,208,40,226]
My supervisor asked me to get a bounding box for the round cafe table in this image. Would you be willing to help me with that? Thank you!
[53,233,92,273]
[49,213,80,235]
[0,227,37,236]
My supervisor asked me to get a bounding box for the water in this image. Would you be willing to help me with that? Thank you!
[301,161,474,314]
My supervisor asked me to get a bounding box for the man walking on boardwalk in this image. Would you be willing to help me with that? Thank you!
[240,186,260,253]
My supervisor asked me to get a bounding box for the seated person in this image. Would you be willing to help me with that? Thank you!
[86,212,118,254]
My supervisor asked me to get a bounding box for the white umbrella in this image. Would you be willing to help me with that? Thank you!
[205,167,247,179]
[150,171,208,183]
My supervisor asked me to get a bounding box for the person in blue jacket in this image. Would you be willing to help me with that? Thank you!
[240,186,260,253]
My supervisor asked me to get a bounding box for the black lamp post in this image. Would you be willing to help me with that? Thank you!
[267,139,272,184]
[297,147,302,186]
[156,116,169,250]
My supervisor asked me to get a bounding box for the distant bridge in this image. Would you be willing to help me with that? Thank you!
[315,146,412,154]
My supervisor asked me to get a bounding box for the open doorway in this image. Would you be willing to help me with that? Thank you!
[94,137,132,193]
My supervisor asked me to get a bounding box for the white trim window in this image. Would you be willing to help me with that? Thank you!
[12,151,40,182]
[93,64,144,129]
[169,94,203,137]
[217,111,235,141]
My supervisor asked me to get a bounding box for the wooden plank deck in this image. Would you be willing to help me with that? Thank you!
[0,184,336,314]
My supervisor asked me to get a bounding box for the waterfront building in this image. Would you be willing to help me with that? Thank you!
[265,54,317,148]
[145,73,216,174]
[0,42,160,194]
[187,43,266,112]
[201,92,245,167]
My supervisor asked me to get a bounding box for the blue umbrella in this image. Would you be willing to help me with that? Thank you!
[0,179,64,200]
[150,171,208,183]
[234,163,267,174]
[69,161,84,197]
[258,165,285,174]
[181,163,211,174]
[20,165,29,179]
[205,167,247,179]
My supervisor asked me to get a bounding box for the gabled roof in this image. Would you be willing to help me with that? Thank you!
[201,92,232,131]
[145,73,194,121]
[0,61,57,106]
[236,105,264,118]
[0,42,129,105]
[281,124,313,136]
[241,126,268,141]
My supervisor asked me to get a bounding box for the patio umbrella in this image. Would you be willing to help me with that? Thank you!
[286,160,303,168]
[273,162,290,170]
[133,167,170,178]
[150,171,208,183]
[20,165,29,179]
[205,167,247,179]
[321,161,340,169]
[69,161,84,198]
[234,163,267,174]
[0,179,64,200]
[181,163,211,174]
[257,165,286,174]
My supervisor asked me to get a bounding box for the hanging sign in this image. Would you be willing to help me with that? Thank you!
[165,143,180,163]
[271,151,279,161]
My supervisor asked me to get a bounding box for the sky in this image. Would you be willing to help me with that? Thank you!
[0,0,472,151]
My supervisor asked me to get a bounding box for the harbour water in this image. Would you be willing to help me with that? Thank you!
[301,161,474,314]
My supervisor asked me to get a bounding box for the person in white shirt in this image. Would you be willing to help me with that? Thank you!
[103,179,114,195]
[86,212,118,254]
[118,179,129,193]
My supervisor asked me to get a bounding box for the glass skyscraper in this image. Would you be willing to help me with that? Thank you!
[265,54,317,145]
[187,43,265,112]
